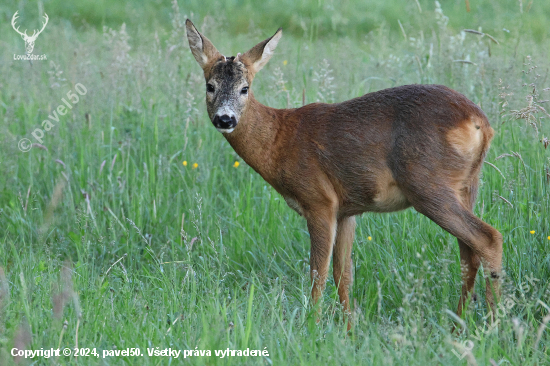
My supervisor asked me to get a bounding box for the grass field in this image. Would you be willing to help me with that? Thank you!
[1,0,549,365]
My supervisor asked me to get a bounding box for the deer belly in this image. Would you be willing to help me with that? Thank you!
[371,183,410,212]
[368,169,411,213]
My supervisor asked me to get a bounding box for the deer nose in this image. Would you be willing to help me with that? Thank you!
[213,114,237,130]
[219,115,233,124]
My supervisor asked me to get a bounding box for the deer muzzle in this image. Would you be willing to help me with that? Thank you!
[213,114,237,133]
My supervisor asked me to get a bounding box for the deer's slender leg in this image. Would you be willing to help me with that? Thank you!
[306,208,337,313]
[333,216,355,330]
[457,240,481,316]
[456,181,481,317]
[407,188,502,316]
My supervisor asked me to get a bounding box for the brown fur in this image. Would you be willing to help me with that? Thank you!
[185,20,503,331]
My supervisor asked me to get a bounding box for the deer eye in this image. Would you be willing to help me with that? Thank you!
[241,86,249,95]
[206,84,215,93]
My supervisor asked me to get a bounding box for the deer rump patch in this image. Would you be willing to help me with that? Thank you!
[446,117,484,160]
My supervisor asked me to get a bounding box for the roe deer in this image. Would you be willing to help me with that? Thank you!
[185,20,502,330]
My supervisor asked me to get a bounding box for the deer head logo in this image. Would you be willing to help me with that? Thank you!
[11,11,49,54]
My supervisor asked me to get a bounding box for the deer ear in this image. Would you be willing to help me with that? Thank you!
[186,19,221,69]
[239,28,282,75]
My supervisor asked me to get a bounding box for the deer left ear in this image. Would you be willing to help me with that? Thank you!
[186,19,222,69]
[239,28,282,75]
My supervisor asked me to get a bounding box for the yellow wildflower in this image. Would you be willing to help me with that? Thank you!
[530,230,535,234]
[233,161,240,168]
[283,60,288,66]
[367,236,372,241]
[183,161,187,166]
[192,163,198,169]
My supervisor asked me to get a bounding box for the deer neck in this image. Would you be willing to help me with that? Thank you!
[223,93,286,183]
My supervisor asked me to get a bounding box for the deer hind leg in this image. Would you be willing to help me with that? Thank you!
[408,187,503,316]
[457,239,481,316]
[333,216,356,331]
[456,181,481,317]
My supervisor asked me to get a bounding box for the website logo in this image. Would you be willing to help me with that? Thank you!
[12,11,48,61]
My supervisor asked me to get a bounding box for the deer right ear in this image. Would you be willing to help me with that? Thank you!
[239,28,283,75]
[185,19,221,69]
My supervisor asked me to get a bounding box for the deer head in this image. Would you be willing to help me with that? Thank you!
[11,11,49,54]
[185,19,282,133]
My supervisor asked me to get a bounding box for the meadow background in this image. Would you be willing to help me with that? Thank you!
[0,0,549,364]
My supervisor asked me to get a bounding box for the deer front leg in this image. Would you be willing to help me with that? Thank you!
[306,208,337,317]
[333,216,355,331]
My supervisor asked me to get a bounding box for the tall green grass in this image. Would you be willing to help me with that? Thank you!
[2,0,550,42]
[0,0,549,365]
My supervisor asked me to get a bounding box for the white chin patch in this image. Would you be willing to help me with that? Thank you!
[216,128,235,134]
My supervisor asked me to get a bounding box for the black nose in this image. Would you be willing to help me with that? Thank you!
[213,114,237,129]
